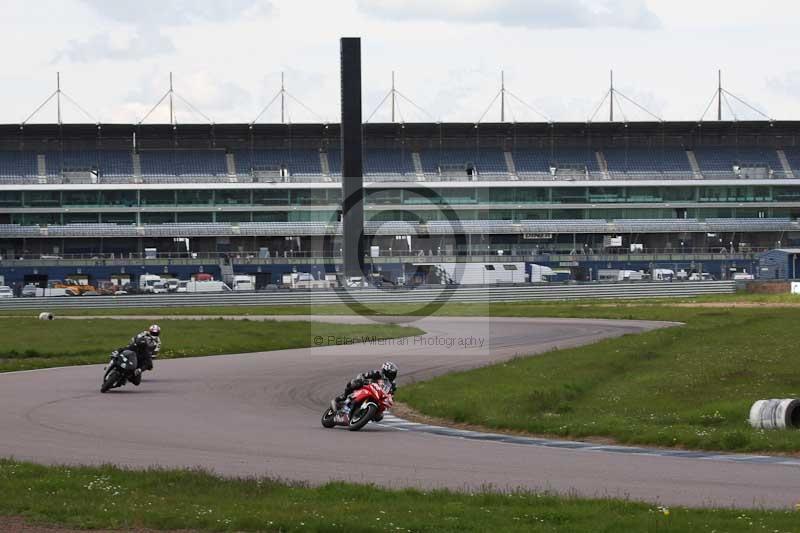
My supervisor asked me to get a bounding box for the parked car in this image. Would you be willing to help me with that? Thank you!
[21,284,38,297]
[0,286,14,298]
[152,282,169,294]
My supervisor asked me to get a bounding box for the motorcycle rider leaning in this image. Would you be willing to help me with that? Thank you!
[115,324,161,386]
[333,361,398,418]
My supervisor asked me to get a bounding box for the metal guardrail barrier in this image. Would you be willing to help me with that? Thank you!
[0,281,737,310]
[0,252,759,268]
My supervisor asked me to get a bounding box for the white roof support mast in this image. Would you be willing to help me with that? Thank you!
[138,72,213,125]
[251,72,326,125]
[698,70,772,122]
[365,72,434,123]
[21,72,97,125]
[477,71,552,124]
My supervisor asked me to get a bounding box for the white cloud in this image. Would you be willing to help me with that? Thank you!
[55,28,175,63]
[78,0,271,26]
[3,0,800,123]
[356,0,660,29]
[55,0,272,62]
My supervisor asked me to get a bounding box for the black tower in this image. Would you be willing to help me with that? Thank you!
[339,37,364,278]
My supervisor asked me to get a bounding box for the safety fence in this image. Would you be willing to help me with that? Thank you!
[0,281,737,310]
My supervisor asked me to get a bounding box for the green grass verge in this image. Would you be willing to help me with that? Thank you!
[0,318,422,373]
[398,304,800,453]
[1,291,798,318]
[1,460,797,532]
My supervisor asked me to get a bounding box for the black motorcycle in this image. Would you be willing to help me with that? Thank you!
[100,350,140,393]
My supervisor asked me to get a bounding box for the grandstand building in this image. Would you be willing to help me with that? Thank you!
[1,120,799,286]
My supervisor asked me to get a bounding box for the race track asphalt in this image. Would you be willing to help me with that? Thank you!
[1,315,797,509]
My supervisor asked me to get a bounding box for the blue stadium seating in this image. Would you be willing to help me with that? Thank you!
[326,148,414,176]
[235,149,321,176]
[513,148,599,175]
[367,148,414,175]
[100,151,134,176]
[0,146,792,182]
[780,149,800,173]
[0,151,37,177]
[139,150,227,176]
[46,150,134,177]
[604,147,692,176]
[512,148,550,174]
[418,148,507,176]
[694,147,781,175]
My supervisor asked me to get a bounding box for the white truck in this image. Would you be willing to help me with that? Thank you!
[232,275,256,291]
[529,263,556,283]
[183,280,232,292]
[283,272,337,289]
[139,274,163,293]
[597,269,644,282]
[652,268,675,281]
[35,287,69,297]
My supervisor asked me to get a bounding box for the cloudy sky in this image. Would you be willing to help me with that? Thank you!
[2,0,798,124]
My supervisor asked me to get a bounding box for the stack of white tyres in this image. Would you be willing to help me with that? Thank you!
[748,399,800,429]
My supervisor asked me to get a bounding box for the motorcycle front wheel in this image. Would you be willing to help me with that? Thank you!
[348,403,377,431]
[321,407,336,428]
[100,368,119,393]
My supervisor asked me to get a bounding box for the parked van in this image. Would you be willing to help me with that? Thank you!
[138,274,163,293]
[232,275,256,291]
[184,280,231,292]
[652,269,675,281]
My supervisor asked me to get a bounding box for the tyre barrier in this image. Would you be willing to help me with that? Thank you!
[748,399,800,430]
[38,312,54,321]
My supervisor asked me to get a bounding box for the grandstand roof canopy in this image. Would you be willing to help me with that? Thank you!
[2,121,800,151]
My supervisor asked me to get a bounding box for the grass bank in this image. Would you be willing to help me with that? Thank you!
[0,460,796,532]
[1,291,798,318]
[398,304,800,453]
[0,318,422,373]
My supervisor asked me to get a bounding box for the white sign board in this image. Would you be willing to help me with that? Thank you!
[791,282,800,294]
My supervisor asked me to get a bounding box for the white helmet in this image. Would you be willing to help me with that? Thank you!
[381,361,398,381]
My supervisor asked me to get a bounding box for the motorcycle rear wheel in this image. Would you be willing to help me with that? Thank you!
[100,369,119,393]
[348,403,377,431]
[321,407,336,428]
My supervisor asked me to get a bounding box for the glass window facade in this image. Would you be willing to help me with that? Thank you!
[63,191,99,206]
[253,190,290,206]
[215,190,251,205]
[0,191,22,207]
[177,190,213,205]
[141,212,174,224]
[140,191,175,206]
[100,190,137,207]
[176,212,213,223]
[24,191,60,207]
[63,212,100,224]
[101,212,136,224]
[3,185,800,231]
[216,211,251,223]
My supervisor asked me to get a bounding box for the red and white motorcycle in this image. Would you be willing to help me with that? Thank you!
[322,379,394,431]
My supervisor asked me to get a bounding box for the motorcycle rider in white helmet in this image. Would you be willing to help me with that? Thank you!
[114,324,161,386]
[332,361,398,420]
